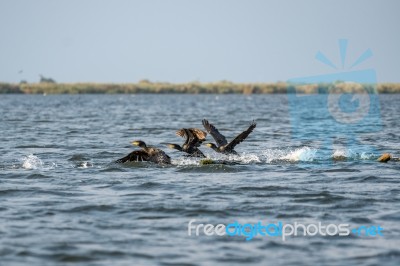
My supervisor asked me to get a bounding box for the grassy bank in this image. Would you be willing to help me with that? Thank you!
[1,81,400,94]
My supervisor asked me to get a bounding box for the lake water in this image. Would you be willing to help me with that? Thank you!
[0,94,399,265]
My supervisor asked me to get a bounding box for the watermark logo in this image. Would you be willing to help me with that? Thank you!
[287,39,381,166]
[187,219,384,241]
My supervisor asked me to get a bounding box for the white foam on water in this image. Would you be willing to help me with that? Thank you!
[261,149,289,163]
[280,147,317,162]
[173,152,261,166]
[77,161,93,168]
[206,152,261,164]
[173,157,200,166]
[233,153,261,163]
[332,148,353,159]
[21,154,56,170]
[148,147,378,167]
[360,152,374,160]
[332,149,374,160]
[332,149,348,159]
[22,154,44,169]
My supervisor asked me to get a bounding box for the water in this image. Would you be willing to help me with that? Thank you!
[0,94,399,266]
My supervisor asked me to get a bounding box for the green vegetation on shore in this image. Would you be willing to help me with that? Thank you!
[1,80,400,94]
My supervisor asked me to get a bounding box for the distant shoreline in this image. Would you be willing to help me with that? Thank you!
[1,81,400,94]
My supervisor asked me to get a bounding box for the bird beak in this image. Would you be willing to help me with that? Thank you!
[131,141,140,146]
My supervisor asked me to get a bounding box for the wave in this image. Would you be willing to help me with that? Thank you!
[173,152,261,167]
[172,146,380,166]
[10,148,383,171]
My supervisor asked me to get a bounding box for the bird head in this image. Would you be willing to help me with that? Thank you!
[204,143,217,149]
[131,140,146,148]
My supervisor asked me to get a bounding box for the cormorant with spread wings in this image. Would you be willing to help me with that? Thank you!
[202,119,256,155]
[115,140,171,164]
[164,128,207,158]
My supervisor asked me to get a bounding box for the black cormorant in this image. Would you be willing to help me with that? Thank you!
[164,128,207,158]
[115,140,171,164]
[202,119,256,155]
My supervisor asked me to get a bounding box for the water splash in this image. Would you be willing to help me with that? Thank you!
[260,149,287,163]
[77,161,93,168]
[158,148,378,167]
[333,148,358,158]
[173,157,200,166]
[234,153,261,164]
[172,152,261,166]
[22,154,44,169]
[21,154,56,170]
[332,149,374,160]
[280,147,318,162]
[359,152,374,160]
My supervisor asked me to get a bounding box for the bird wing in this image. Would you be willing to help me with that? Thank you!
[188,128,207,141]
[202,119,228,147]
[176,128,205,147]
[185,128,202,147]
[176,128,206,140]
[148,148,171,163]
[115,150,149,163]
[176,128,191,146]
[224,121,256,151]
[176,129,186,138]
[188,148,206,158]
[188,128,207,147]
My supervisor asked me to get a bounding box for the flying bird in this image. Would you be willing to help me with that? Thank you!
[164,128,207,158]
[202,119,256,155]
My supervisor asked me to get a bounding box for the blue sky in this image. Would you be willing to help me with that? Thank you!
[0,0,399,83]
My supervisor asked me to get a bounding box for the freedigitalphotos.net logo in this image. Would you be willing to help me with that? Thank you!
[187,219,384,241]
[287,39,381,165]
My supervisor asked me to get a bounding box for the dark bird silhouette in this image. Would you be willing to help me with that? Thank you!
[164,128,207,158]
[202,119,256,155]
[115,140,171,164]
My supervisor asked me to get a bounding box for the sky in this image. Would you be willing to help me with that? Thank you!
[0,0,399,83]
